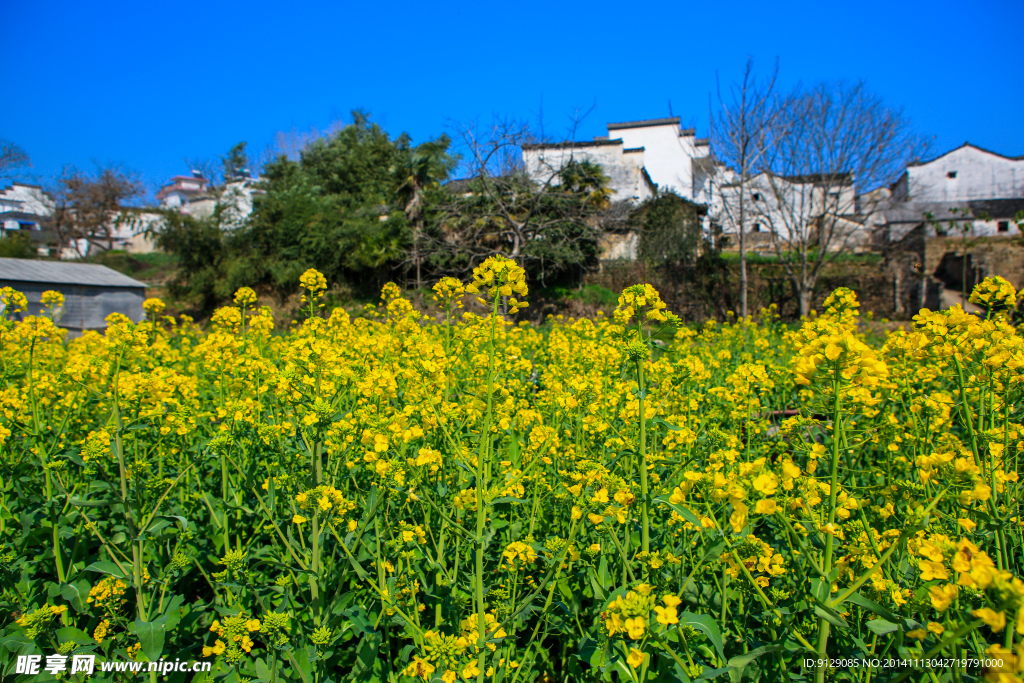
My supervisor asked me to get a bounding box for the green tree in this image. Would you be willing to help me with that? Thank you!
[427,158,609,285]
[221,142,250,181]
[158,112,455,304]
[632,190,705,266]
[0,231,36,258]
[396,135,457,288]
[152,209,229,314]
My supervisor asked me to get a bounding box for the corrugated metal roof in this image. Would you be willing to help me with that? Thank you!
[0,257,147,288]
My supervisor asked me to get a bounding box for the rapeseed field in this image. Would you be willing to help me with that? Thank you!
[1,257,1022,683]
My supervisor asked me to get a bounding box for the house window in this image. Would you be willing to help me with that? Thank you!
[998,221,1009,233]
[752,193,762,201]
[947,171,957,179]
[752,223,761,232]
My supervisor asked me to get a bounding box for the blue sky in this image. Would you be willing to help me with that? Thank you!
[3,0,1022,200]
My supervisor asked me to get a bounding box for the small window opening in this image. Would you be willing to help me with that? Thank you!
[752,193,762,201]
[752,223,761,232]
[947,171,958,179]
[998,221,1009,233]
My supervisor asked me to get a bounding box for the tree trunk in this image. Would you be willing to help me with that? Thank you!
[739,184,748,318]
[797,284,813,318]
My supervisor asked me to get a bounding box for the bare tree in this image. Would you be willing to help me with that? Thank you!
[710,58,783,318]
[0,139,31,183]
[739,81,928,317]
[49,165,145,258]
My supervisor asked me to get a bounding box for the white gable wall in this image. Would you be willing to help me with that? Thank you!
[523,143,651,203]
[610,123,694,197]
[903,145,1024,202]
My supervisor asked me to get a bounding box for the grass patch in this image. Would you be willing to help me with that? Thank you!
[89,250,179,283]
[720,251,883,264]
[538,284,618,307]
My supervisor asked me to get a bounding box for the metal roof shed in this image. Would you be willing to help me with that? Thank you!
[0,257,147,332]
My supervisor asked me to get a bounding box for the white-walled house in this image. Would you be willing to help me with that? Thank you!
[156,173,215,215]
[522,139,656,204]
[522,117,716,261]
[605,118,712,204]
[1,182,161,259]
[156,172,262,230]
[522,117,713,204]
[892,143,1024,203]
[717,173,864,253]
[868,143,1024,313]
[873,144,1024,242]
[0,184,57,256]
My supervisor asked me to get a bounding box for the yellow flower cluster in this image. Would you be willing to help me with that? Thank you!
[293,485,357,523]
[614,283,670,326]
[464,255,528,313]
[87,576,127,608]
[969,275,1019,311]
[204,614,261,659]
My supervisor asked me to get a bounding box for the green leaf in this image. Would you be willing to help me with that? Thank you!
[60,580,90,612]
[866,618,900,635]
[576,635,598,664]
[132,616,167,662]
[680,611,724,663]
[727,644,784,683]
[254,658,272,682]
[589,567,608,601]
[68,497,115,508]
[653,496,701,528]
[56,627,93,646]
[85,561,126,578]
[140,518,172,538]
[343,607,376,637]
[813,604,849,630]
[844,592,901,623]
[652,417,682,431]
[163,594,185,631]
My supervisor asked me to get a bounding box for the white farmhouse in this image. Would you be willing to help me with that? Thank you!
[522,117,713,204]
[717,173,863,253]
[869,142,1024,314]
[0,183,56,255]
[522,117,715,260]
[893,143,1024,203]
[156,172,262,230]
[874,143,1024,241]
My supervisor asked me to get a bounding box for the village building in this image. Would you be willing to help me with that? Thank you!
[0,182,161,258]
[715,172,864,254]
[523,117,713,259]
[0,183,59,256]
[868,143,1024,313]
[0,257,147,333]
[523,117,713,204]
[156,171,262,230]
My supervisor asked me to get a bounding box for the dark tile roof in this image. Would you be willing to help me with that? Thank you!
[880,199,1024,223]
[781,173,853,185]
[907,142,1024,167]
[967,198,1024,218]
[623,147,645,153]
[522,139,624,151]
[0,211,45,222]
[607,117,680,131]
